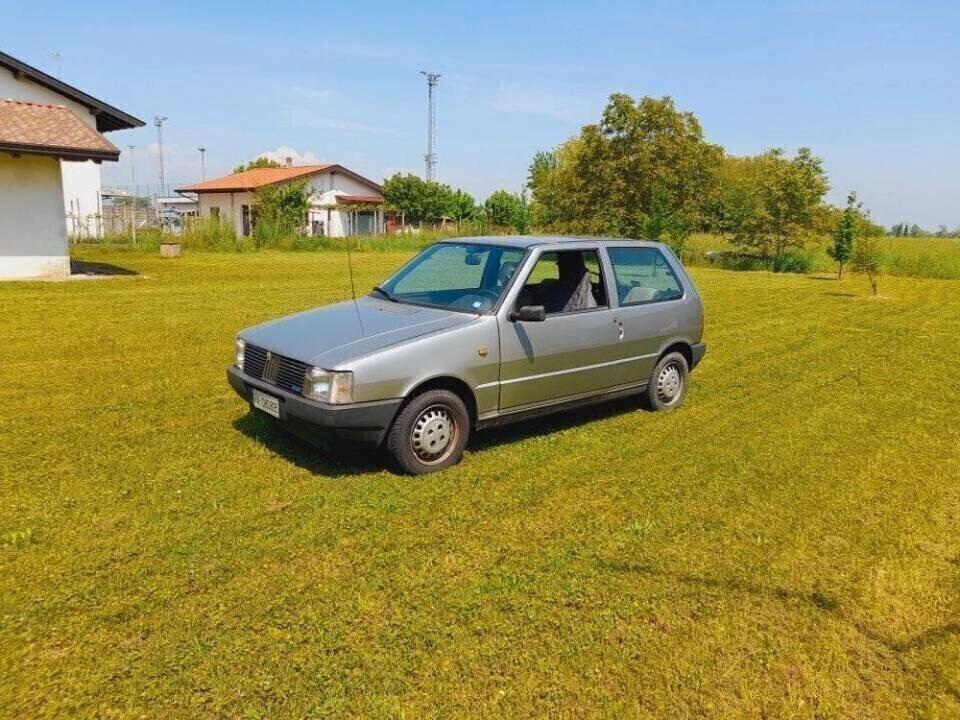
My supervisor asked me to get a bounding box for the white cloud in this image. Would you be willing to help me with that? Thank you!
[255,146,322,165]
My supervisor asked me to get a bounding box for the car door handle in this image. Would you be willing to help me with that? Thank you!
[616,320,624,340]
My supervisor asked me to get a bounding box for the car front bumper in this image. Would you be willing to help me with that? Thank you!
[227,365,403,446]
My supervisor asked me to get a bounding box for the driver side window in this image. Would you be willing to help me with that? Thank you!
[518,249,608,315]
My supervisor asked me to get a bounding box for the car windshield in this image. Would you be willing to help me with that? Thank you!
[375,242,524,313]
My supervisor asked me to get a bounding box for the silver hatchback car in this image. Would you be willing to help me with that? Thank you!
[228,236,705,474]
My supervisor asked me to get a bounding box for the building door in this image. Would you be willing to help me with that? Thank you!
[241,205,251,236]
[355,211,374,235]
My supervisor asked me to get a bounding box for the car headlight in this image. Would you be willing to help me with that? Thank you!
[303,368,353,404]
[234,337,246,369]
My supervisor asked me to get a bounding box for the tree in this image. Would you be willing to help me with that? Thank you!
[527,94,723,254]
[381,173,460,225]
[715,148,829,258]
[251,179,311,243]
[485,190,523,227]
[234,157,282,174]
[450,190,475,221]
[851,215,883,297]
[827,192,858,278]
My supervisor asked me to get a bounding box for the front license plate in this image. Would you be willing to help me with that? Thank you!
[252,389,280,418]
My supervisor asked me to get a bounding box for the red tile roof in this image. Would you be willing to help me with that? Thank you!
[177,164,383,194]
[337,194,384,204]
[0,99,120,161]
[178,165,334,193]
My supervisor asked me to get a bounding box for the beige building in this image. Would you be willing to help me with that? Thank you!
[178,163,385,238]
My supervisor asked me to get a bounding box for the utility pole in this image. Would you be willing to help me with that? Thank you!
[128,145,137,245]
[198,147,206,181]
[419,71,440,182]
[154,115,168,197]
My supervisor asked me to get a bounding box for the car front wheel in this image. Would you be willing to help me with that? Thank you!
[386,389,470,474]
[645,351,689,411]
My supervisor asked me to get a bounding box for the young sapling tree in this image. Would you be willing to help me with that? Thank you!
[827,192,857,278]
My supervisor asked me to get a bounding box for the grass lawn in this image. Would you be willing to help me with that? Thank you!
[2,247,960,718]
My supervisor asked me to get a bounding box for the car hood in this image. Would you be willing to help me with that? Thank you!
[240,296,477,368]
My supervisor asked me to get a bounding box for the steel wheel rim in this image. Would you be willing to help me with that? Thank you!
[656,362,683,405]
[410,404,458,464]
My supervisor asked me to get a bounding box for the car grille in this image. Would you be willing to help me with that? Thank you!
[243,344,310,394]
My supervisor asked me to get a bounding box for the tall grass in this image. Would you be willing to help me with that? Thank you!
[684,232,960,280]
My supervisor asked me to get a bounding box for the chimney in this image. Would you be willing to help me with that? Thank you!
[285,157,293,167]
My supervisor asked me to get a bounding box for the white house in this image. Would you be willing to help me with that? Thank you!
[0,51,144,243]
[177,163,385,238]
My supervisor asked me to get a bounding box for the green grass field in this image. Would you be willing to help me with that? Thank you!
[2,247,960,718]
[684,232,960,280]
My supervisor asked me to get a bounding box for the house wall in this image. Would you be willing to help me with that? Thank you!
[0,154,70,279]
[306,170,379,197]
[0,66,104,238]
[198,191,254,236]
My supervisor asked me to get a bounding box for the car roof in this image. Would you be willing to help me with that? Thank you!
[438,235,665,249]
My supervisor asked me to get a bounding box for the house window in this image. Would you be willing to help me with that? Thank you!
[210,207,220,219]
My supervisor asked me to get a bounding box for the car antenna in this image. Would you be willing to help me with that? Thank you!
[346,239,357,301]
[345,239,365,335]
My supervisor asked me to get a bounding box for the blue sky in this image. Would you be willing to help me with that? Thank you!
[3,0,958,227]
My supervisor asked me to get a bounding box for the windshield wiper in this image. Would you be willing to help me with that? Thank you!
[371,286,398,302]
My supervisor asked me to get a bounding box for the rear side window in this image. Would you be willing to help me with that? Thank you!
[608,247,684,306]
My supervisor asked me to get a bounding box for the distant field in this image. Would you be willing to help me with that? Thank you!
[2,247,959,718]
[685,232,960,280]
[85,228,960,282]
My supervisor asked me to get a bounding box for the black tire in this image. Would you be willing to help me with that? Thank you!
[644,351,690,411]
[386,389,470,475]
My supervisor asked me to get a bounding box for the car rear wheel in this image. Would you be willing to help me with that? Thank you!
[645,351,689,411]
[386,389,470,474]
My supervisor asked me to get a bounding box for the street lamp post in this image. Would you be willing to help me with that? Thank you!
[128,145,137,245]
[198,147,206,181]
[153,115,168,197]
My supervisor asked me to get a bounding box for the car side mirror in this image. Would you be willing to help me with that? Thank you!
[510,305,546,322]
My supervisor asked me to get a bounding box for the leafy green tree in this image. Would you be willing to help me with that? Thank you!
[527,94,723,254]
[449,190,475,221]
[851,213,884,296]
[827,192,858,278]
[716,148,828,257]
[234,157,282,174]
[382,173,463,225]
[251,180,311,245]
[485,190,523,227]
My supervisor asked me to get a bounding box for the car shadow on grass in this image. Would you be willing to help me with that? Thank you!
[235,395,649,475]
[70,259,138,276]
[469,395,647,452]
[233,412,388,476]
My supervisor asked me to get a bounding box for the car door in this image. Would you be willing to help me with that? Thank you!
[496,246,621,411]
[606,245,688,386]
